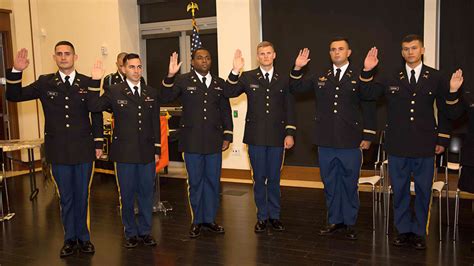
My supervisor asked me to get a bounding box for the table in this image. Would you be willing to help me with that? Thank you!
[0,139,43,221]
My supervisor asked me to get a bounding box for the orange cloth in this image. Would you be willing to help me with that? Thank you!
[156,115,169,172]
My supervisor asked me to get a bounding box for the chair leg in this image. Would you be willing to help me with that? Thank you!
[439,192,442,241]
[379,165,385,203]
[372,185,376,231]
[453,189,460,241]
[445,167,450,227]
[386,189,390,235]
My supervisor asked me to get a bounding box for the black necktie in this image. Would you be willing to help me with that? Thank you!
[410,69,416,85]
[64,76,71,88]
[133,86,139,98]
[265,72,270,84]
[202,77,208,88]
[335,68,341,82]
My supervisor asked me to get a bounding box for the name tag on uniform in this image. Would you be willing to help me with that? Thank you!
[47,91,58,96]
[389,86,399,92]
[214,87,222,91]
[78,88,88,94]
[317,81,325,86]
[250,84,259,89]
[186,86,197,91]
[117,100,128,105]
[145,97,154,102]
[351,80,357,84]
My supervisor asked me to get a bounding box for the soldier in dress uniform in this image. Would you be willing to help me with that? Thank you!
[289,37,377,240]
[87,53,160,248]
[160,49,233,238]
[103,52,127,92]
[5,41,104,258]
[103,52,146,93]
[446,70,474,193]
[361,34,451,250]
[226,41,296,233]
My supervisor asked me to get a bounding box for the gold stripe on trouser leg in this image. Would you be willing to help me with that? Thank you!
[425,160,437,235]
[280,149,286,171]
[49,165,65,235]
[358,148,363,192]
[113,162,125,235]
[182,152,195,224]
[86,162,95,234]
[279,149,286,198]
[247,145,259,216]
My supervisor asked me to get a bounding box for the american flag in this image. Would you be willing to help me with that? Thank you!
[191,20,202,53]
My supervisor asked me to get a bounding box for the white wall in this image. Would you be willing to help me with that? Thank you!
[216,0,261,170]
[424,0,439,68]
[3,0,140,161]
[0,0,12,10]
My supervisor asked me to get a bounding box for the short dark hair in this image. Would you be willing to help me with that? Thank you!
[55,41,75,52]
[329,37,350,48]
[123,53,140,65]
[401,34,424,46]
[191,47,211,60]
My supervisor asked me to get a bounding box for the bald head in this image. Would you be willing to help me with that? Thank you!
[115,52,127,75]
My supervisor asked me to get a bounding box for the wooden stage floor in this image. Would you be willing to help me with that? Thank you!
[0,172,472,265]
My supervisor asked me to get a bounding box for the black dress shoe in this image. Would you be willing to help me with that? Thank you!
[78,240,95,254]
[60,240,77,258]
[269,219,285,231]
[202,222,225,234]
[412,235,426,250]
[124,236,138,248]
[189,224,201,238]
[254,220,267,233]
[392,233,412,246]
[319,223,345,236]
[345,226,357,240]
[140,234,157,246]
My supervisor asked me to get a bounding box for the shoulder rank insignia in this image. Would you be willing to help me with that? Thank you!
[399,71,406,80]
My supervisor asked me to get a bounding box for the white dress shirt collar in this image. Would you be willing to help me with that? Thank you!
[259,66,274,81]
[333,62,349,81]
[126,79,141,96]
[405,62,423,82]
[194,71,212,87]
[59,70,76,85]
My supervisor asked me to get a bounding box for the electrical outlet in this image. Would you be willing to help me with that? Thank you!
[231,148,240,156]
[100,45,108,56]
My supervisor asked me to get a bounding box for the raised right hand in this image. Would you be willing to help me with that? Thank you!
[168,52,182,77]
[363,47,379,71]
[13,48,30,71]
[294,48,310,70]
[232,49,244,73]
[449,69,463,93]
